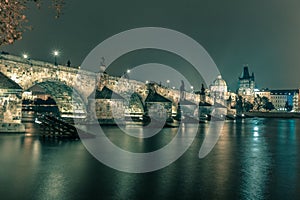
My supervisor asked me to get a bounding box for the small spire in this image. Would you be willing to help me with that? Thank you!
[242,65,250,79]
[99,57,106,73]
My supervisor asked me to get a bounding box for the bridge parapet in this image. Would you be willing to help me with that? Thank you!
[98,73,200,109]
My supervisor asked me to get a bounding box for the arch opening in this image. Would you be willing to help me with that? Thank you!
[23,81,87,118]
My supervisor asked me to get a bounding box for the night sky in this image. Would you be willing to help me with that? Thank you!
[2,0,300,90]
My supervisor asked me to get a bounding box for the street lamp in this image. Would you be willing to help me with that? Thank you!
[53,50,59,66]
[166,80,170,88]
[23,54,28,59]
[124,69,130,79]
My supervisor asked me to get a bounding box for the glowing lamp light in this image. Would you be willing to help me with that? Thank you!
[53,50,60,66]
[23,54,28,59]
[53,50,59,56]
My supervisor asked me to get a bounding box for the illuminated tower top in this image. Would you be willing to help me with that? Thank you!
[238,65,255,101]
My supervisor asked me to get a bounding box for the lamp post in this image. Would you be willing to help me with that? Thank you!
[166,80,170,88]
[124,69,130,79]
[53,50,59,66]
[127,69,131,79]
[22,54,32,65]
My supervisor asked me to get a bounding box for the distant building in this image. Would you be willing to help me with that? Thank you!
[254,88,271,100]
[238,65,255,102]
[210,75,229,101]
[269,89,299,111]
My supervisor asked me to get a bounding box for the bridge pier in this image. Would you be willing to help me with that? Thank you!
[0,72,25,133]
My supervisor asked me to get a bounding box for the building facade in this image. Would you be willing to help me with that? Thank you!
[210,75,228,100]
[88,86,125,120]
[254,89,271,100]
[269,89,299,111]
[0,72,23,123]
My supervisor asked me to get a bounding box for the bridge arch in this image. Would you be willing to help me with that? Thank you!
[27,80,87,118]
[128,92,145,113]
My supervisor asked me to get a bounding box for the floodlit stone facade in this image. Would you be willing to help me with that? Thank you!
[270,89,299,111]
[0,54,94,117]
[0,53,209,121]
[88,86,125,120]
[0,72,23,123]
[209,75,230,103]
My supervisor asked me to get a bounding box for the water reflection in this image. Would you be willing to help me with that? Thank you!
[238,119,271,199]
[0,119,300,199]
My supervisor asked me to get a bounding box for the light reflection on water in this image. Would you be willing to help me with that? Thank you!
[0,118,300,199]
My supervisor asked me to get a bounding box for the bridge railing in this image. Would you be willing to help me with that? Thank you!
[0,53,90,74]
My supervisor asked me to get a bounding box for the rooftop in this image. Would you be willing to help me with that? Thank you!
[270,89,299,95]
[89,86,124,100]
[145,91,172,103]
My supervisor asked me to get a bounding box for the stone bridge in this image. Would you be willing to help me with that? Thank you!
[0,53,200,118]
[0,54,95,117]
[97,73,200,115]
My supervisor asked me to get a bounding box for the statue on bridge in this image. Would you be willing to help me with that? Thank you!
[180,80,186,101]
[99,57,106,73]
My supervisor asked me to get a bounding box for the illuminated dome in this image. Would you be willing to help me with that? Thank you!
[212,75,227,87]
[210,75,228,97]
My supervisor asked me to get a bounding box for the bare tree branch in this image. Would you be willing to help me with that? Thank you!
[0,0,64,46]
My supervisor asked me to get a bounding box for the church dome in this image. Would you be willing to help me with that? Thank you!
[212,75,227,87]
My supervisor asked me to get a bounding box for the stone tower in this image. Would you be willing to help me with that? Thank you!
[238,65,255,102]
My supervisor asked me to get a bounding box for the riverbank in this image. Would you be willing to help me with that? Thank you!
[245,111,300,118]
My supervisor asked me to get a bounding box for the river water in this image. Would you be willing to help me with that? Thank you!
[0,118,300,200]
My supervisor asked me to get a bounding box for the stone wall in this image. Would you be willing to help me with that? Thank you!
[0,54,95,103]
[0,89,22,123]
